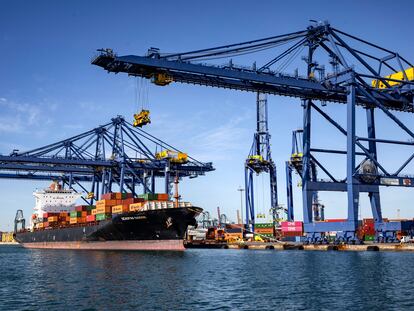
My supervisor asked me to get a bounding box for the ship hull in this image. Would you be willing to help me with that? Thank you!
[20,240,185,251]
[15,206,201,251]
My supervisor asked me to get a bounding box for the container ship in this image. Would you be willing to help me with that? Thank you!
[14,182,202,251]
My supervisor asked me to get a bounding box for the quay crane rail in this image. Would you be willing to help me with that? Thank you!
[92,21,414,243]
[0,116,214,205]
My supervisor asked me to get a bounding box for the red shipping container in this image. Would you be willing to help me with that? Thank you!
[281,226,303,232]
[86,215,96,222]
[123,193,134,199]
[281,221,303,228]
[282,231,302,237]
[75,205,86,212]
[43,212,59,218]
[324,219,346,223]
[122,198,144,205]
[101,193,116,200]
[157,193,169,201]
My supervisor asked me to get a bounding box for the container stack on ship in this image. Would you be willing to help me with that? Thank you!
[15,182,202,251]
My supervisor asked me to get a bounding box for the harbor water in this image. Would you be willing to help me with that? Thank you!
[1,245,413,310]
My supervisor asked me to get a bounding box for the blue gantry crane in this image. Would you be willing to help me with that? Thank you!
[286,129,325,223]
[245,92,279,233]
[0,116,214,204]
[92,21,414,243]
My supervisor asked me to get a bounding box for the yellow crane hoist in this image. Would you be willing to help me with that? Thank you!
[151,73,173,86]
[155,150,188,164]
[372,67,414,89]
[247,155,265,165]
[290,152,303,164]
[133,109,151,127]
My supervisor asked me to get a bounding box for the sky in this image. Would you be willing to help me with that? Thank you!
[1,0,414,230]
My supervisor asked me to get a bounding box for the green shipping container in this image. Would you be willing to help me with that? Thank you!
[255,223,273,228]
[364,235,375,241]
[70,211,82,218]
[138,193,158,201]
[95,213,110,221]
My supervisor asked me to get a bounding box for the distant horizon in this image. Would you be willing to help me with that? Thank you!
[1,0,414,230]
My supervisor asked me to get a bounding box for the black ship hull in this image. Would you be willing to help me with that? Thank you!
[15,206,201,251]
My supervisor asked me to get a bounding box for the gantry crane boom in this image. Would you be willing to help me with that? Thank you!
[92,24,414,112]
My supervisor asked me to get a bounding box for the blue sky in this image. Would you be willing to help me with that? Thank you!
[1,0,414,230]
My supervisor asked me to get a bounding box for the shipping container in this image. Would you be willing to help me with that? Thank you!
[86,215,96,222]
[157,193,169,201]
[138,193,158,201]
[112,205,123,214]
[43,212,59,219]
[69,217,86,224]
[91,209,98,215]
[115,192,122,200]
[70,211,82,218]
[281,226,303,232]
[129,203,144,212]
[121,192,133,200]
[123,198,144,205]
[95,205,112,214]
[101,192,117,200]
[255,223,274,228]
[282,231,303,237]
[48,216,58,222]
[96,199,117,208]
[95,213,110,221]
[364,235,375,241]
[281,221,303,228]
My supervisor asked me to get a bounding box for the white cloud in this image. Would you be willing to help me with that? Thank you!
[0,97,55,135]
[189,112,251,162]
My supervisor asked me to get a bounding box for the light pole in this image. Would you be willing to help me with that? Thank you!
[237,186,244,229]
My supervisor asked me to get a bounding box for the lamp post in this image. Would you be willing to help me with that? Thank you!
[237,186,244,230]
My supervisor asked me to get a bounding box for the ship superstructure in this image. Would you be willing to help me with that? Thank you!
[33,182,82,219]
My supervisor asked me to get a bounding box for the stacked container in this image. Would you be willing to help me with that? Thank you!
[254,223,274,237]
[280,221,303,237]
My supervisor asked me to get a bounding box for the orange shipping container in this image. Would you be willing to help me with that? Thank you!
[91,209,98,215]
[130,202,143,211]
[112,205,123,214]
[115,192,122,200]
[48,216,58,222]
[81,211,87,217]
[96,206,112,214]
[37,223,44,229]
[157,193,169,201]
[96,199,117,208]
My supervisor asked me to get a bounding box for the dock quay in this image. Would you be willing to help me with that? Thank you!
[193,241,414,252]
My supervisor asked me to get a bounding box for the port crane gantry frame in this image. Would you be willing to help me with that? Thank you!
[245,92,279,233]
[91,21,414,243]
[0,116,214,204]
